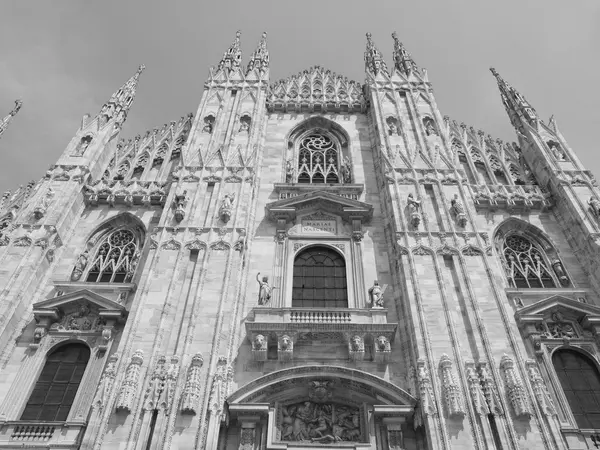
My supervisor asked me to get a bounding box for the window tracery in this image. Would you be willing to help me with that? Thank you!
[292,246,347,308]
[501,234,555,288]
[297,134,341,184]
[84,228,141,283]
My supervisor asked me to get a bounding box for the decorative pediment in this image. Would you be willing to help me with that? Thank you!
[516,295,600,320]
[33,289,127,324]
[265,191,373,224]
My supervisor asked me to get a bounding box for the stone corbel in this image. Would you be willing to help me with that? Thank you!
[581,315,600,346]
[517,314,545,354]
[31,308,61,350]
[351,217,364,242]
[347,333,365,362]
[277,333,294,362]
[374,335,392,364]
[373,405,413,449]
[251,333,267,362]
[275,218,287,243]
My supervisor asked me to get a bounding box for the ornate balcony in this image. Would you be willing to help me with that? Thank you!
[245,308,397,363]
[0,421,85,448]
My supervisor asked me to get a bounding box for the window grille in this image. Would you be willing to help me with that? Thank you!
[297,134,340,184]
[553,350,600,429]
[21,344,90,422]
[502,234,555,288]
[86,228,138,283]
[292,246,347,308]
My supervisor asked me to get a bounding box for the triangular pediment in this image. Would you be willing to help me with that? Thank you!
[265,190,373,224]
[34,289,126,318]
[516,295,600,322]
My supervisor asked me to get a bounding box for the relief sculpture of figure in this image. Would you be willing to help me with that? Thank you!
[256,272,272,305]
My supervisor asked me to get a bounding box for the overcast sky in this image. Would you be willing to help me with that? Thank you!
[0,0,598,193]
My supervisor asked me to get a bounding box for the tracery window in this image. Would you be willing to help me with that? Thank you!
[292,246,347,308]
[297,134,340,184]
[85,228,139,283]
[21,343,90,422]
[553,350,600,429]
[502,234,555,288]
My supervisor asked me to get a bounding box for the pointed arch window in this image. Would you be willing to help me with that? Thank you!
[502,234,555,288]
[553,349,600,429]
[297,134,340,184]
[292,246,347,308]
[21,343,90,422]
[85,228,140,283]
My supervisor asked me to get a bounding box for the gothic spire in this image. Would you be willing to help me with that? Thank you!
[392,32,419,76]
[490,67,538,134]
[100,65,145,128]
[0,100,22,140]
[364,33,388,76]
[246,32,269,75]
[218,30,242,74]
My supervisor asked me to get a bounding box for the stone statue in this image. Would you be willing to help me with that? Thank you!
[589,197,600,217]
[202,117,214,134]
[239,119,250,133]
[450,194,464,215]
[219,193,235,223]
[340,156,351,183]
[407,193,422,228]
[285,159,295,183]
[71,250,89,281]
[368,280,387,308]
[388,122,398,136]
[425,120,437,136]
[256,273,272,305]
[548,141,565,161]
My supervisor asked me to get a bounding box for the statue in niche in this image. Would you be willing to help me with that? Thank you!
[238,117,251,133]
[74,135,93,156]
[589,197,600,217]
[173,189,188,223]
[424,119,438,137]
[280,401,361,443]
[340,156,351,183]
[71,250,89,281]
[285,159,295,183]
[256,273,272,305]
[548,141,565,161]
[388,122,398,136]
[552,260,570,286]
[450,194,468,227]
[367,280,387,308]
[407,193,422,228]
[219,193,235,222]
[202,116,214,134]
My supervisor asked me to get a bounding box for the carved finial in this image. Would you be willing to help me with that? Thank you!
[364,32,388,76]
[99,65,145,128]
[218,30,243,74]
[0,99,23,139]
[246,31,269,75]
[392,32,419,76]
[490,67,538,134]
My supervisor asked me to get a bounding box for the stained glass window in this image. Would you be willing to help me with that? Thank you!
[292,246,347,308]
[553,350,600,429]
[21,344,90,422]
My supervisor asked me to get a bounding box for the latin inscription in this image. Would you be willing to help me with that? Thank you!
[301,220,337,234]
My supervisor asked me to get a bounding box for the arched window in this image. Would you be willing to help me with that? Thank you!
[292,246,347,308]
[86,228,139,283]
[553,349,600,429]
[297,134,340,184]
[21,343,90,422]
[502,234,555,288]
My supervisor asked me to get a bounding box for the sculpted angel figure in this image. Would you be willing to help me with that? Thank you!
[256,273,272,305]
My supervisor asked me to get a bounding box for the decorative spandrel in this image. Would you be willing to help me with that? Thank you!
[278,401,363,444]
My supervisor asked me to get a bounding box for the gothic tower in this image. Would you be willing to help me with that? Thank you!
[0,30,599,450]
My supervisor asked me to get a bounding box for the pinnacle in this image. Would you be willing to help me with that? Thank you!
[0,99,23,140]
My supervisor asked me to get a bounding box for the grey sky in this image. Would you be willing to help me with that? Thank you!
[0,0,598,193]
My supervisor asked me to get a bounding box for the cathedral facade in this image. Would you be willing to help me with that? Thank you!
[0,30,599,450]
